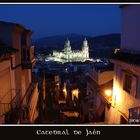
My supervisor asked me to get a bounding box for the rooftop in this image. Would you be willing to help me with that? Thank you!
[0,21,23,27]
[93,62,113,72]
[111,49,140,66]
[0,40,18,61]
[0,21,32,33]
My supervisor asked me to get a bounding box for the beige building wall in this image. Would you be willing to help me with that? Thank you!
[0,61,11,105]
[105,106,121,124]
[0,59,16,123]
[12,27,23,65]
[28,83,39,123]
[105,61,140,123]
[0,22,38,124]
[98,71,114,85]
[14,67,22,99]
[21,69,32,105]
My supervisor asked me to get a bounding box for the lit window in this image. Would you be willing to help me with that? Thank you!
[123,74,132,93]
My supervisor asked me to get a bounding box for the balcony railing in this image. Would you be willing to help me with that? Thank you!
[22,46,36,69]
[128,106,140,124]
[28,83,39,123]
[0,89,21,123]
[20,82,39,123]
[0,84,39,124]
[0,89,20,116]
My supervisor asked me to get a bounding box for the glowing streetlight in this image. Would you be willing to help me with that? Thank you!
[63,83,67,99]
[72,89,79,101]
[105,89,112,97]
[102,89,113,104]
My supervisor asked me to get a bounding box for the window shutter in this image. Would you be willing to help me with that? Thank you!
[131,76,137,97]
[120,70,125,89]
[136,77,140,99]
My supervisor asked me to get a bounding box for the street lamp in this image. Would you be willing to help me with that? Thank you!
[105,89,112,97]
[103,89,112,104]
[72,89,79,101]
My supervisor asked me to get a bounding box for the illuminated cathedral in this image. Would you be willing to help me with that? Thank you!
[48,38,90,62]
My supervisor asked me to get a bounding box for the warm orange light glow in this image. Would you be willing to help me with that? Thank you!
[72,89,79,101]
[105,89,112,97]
[112,84,121,107]
[63,83,67,99]
[63,88,66,93]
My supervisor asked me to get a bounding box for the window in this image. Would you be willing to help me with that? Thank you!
[123,74,132,93]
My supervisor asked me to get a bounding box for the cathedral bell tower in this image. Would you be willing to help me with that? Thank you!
[64,39,72,61]
[82,38,89,59]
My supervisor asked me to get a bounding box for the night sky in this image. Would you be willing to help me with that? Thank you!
[0,4,121,40]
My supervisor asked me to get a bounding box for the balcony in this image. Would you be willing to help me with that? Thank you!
[28,83,39,123]
[128,106,140,124]
[0,89,20,123]
[0,83,39,124]
[0,47,18,62]
[20,82,39,123]
[22,46,36,69]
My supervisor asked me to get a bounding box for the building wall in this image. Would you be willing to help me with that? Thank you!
[21,69,32,105]
[86,82,97,110]
[0,22,37,124]
[88,68,98,82]
[98,71,113,85]
[14,67,22,99]
[0,60,11,104]
[105,5,140,124]
[12,28,22,65]
[28,83,39,123]
[105,62,140,123]
[87,67,113,121]
[0,59,16,123]
[121,5,140,51]
[105,106,121,124]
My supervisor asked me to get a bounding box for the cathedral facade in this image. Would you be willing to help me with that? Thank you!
[51,38,90,62]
